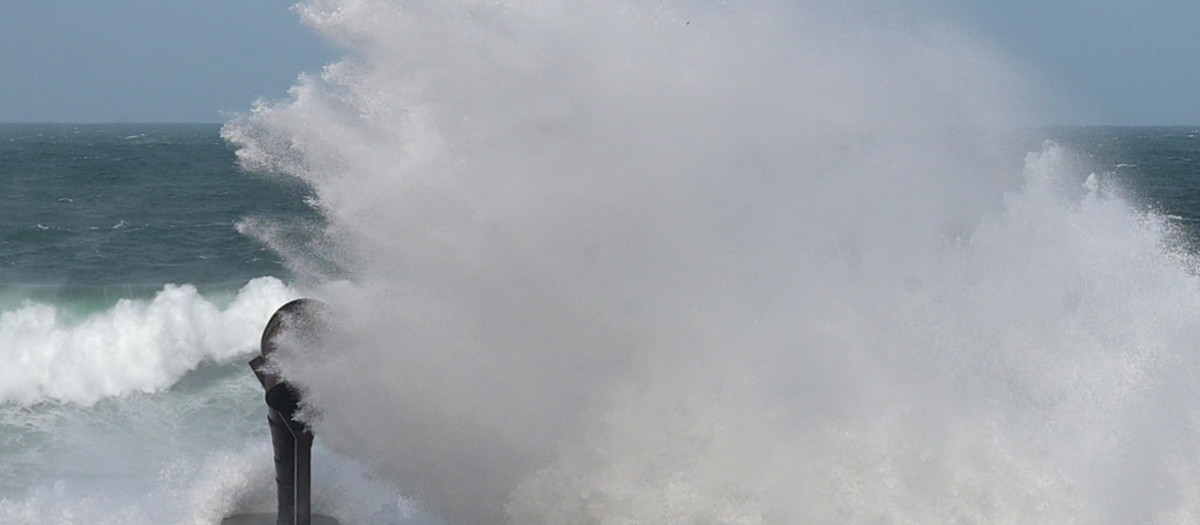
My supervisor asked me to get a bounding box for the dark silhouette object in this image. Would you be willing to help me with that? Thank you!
[239,298,337,525]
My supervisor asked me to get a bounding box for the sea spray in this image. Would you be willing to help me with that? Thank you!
[225,0,1200,523]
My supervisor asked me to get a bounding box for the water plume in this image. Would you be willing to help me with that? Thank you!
[224,1,1200,523]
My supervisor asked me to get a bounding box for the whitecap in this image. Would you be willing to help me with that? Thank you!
[0,276,300,405]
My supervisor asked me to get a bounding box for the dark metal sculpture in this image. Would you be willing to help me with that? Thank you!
[249,298,326,525]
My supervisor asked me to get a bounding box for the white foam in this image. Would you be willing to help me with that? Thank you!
[0,277,299,405]
[0,438,410,525]
[223,1,1200,524]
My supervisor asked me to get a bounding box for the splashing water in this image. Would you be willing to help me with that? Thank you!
[224,1,1200,523]
[0,277,294,406]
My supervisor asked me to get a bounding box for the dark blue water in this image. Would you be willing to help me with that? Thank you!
[1048,126,1200,226]
[0,123,316,290]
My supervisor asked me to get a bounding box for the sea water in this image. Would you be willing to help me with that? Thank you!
[0,125,405,523]
[5,1,1200,524]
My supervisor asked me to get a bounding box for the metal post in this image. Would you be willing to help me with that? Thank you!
[250,298,327,525]
[266,409,299,525]
[291,423,313,525]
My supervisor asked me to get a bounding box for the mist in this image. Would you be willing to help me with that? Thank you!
[224,1,1200,523]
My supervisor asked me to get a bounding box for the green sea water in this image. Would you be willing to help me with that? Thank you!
[0,123,315,289]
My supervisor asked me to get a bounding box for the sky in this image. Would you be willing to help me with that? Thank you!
[0,1,1197,125]
[0,1,335,123]
[950,0,1200,125]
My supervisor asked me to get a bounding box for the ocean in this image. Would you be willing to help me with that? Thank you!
[6,1,1200,524]
[0,123,403,523]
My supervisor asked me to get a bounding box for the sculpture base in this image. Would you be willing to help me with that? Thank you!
[221,513,340,525]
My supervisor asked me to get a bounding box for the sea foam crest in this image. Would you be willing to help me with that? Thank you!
[0,277,298,405]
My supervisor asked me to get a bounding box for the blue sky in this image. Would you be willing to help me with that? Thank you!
[0,1,334,123]
[951,0,1200,125]
[1,1,1197,125]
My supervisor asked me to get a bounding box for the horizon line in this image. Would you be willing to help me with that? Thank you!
[2,121,1198,129]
